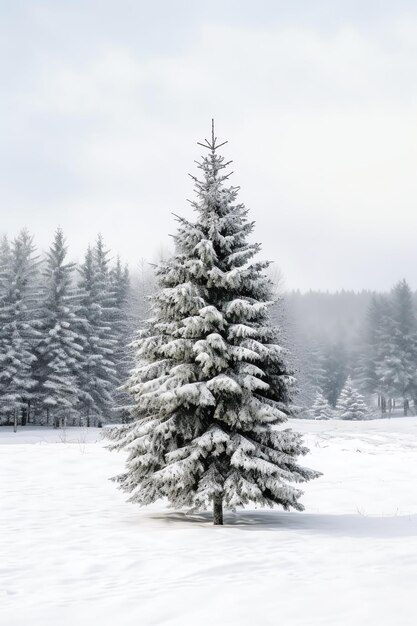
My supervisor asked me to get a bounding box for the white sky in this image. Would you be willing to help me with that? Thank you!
[1,0,417,291]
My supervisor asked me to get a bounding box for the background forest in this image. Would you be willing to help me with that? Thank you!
[1,228,415,427]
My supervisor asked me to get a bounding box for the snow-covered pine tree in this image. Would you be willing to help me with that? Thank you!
[376,280,417,415]
[93,235,119,421]
[107,122,320,524]
[110,257,131,359]
[357,294,389,411]
[77,243,117,426]
[110,256,134,422]
[336,377,369,420]
[110,257,130,322]
[35,228,83,428]
[310,390,333,420]
[0,236,11,424]
[0,230,40,428]
[0,235,11,295]
[321,340,349,407]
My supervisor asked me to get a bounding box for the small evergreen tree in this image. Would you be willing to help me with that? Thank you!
[107,123,320,524]
[35,228,83,427]
[336,377,369,420]
[309,390,333,420]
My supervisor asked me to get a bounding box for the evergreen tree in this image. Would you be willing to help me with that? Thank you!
[110,256,131,370]
[356,294,390,413]
[377,280,417,415]
[336,377,369,420]
[309,390,333,420]
[77,243,117,425]
[107,123,320,524]
[0,230,40,427]
[0,236,11,424]
[35,228,83,427]
[321,341,349,407]
[357,294,384,394]
[110,256,134,421]
[0,235,11,296]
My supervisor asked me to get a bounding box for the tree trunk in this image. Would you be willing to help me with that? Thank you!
[46,407,50,425]
[13,408,18,433]
[404,399,409,417]
[213,495,223,526]
[381,396,386,416]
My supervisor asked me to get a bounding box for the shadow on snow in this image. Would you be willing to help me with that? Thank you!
[146,509,417,538]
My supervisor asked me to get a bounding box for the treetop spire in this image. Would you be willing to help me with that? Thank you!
[197,119,228,153]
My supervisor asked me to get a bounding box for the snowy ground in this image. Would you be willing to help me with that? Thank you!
[2,419,417,626]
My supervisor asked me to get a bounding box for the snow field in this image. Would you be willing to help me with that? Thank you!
[2,419,417,626]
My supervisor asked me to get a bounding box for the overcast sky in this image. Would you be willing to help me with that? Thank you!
[2,1,417,291]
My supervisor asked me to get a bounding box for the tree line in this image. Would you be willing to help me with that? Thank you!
[2,225,415,427]
[358,279,417,415]
[293,280,417,418]
[0,228,151,429]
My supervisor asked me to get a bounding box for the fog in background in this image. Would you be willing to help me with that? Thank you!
[2,1,417,291]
